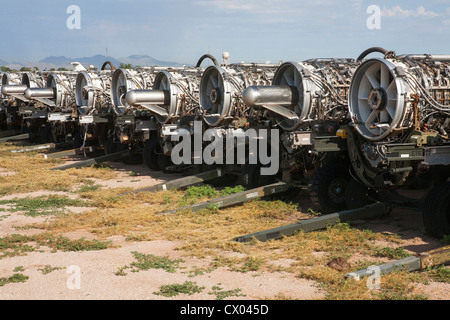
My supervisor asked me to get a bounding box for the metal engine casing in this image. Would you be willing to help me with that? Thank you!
[199,63,277,127]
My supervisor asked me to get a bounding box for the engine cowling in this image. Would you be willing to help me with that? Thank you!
[349,55,450,142]
[199,63,277,127]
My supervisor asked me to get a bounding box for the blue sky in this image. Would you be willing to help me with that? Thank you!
[0,0,449,64]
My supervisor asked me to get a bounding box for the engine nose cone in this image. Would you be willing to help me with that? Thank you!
[24,88,55,100]
[1,85,28,96]
[209,88,221,104]
[242,86,259,107]
[243,85,298,107]
[368,88,387,111]
[126,90,170,106]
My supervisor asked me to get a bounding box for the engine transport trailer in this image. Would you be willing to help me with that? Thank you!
[241,47,391,213]
[306,50,450,238]
[1,71,48,138]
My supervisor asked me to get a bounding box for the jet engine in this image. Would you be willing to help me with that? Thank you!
[199,62,278,127]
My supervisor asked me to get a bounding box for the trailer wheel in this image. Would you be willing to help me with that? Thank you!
[105,135,119,154]
[39,122,53,144]
[242,163,276,189]
[202,164,239,187]
[158,153,172,174]
[345,177,371,209]
[423,181,450,238]
[143,139,160,171]
[311,163,350,214]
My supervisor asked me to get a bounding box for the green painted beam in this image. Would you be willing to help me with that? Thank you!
[11,143,56,153]
[234,202,390,243]
[158,182,290,215]
[346,257,422,281]
[50,150,129,170]
[0,130,19,138]
[0,133,32,143]
[44,146,94,159]
[346,245,450,280]
[127,169,224,194]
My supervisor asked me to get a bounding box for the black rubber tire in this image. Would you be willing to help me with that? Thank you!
[423,181,450,238]
[345,177,371,210]
[39,123,53,144]
[157,153,173,174]
[105,135,119,155]
[143,139,161,171]
[242,163,276,189]
[201,164,239,187]
[311,163,350,214]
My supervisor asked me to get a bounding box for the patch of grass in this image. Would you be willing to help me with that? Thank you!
[442,234,450,245]
[78,184,102,193]
[185,266,216,278]
[220,185,246,196]
[208,284,246,300]
[374,271,429,300]
[46,235,111,252]
[90,163,111,169]
[115,251,184,276]
[212,256,265,273]
[0,233,111,259]
[247,200,298,219]
[0,273,29,286]
[307,208,321,216]
[179,185,246,207]
[0,144,118,196]
[0,196,89,217]
[153,281,205,297]
[38,265,64,274]
[186,185,219,198]
[374,247,411,260]
[425,265,450,283]
[13,266,25,272]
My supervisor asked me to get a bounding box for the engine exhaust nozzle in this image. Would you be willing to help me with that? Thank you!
[125,90,170,106]
[243,85,299,107]
[24,88,56,100]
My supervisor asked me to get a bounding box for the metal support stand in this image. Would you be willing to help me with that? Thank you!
[158,182,290,215]
[50,150,129,170]
[346,245,450,280]
[11,143,56,153]
[127,169,224,194]
[0,133,33,143]
[44,146,94,159]
[234,202,390,243]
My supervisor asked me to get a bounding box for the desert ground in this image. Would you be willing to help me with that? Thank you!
[0,142,448,301]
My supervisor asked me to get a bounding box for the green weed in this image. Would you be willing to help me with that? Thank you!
[0,233,111,259]
[0,196,88,217]
[208,284,246,300]
[0,273,29,286]
[115,251,184,276]
[153,281,205,297]
[38,265,65,274]
[374,247,411,260]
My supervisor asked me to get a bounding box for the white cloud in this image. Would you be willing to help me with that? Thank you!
[194,0,255,11]
[194,0,302,15]
[382,5,441,18]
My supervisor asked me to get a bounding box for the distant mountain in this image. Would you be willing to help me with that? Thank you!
[119,55,185,67]
[0,54,184,71]
[39,55,123,69]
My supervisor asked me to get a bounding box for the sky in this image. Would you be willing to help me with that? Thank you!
[0,0,449,65]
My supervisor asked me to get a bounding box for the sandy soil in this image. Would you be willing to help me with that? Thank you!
[0,154,448,301]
